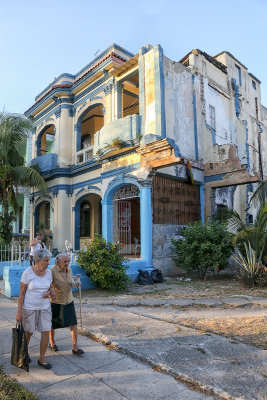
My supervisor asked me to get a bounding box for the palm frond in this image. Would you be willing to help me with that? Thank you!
[11,166,46,191]
[250,181,267,206]
[227,210,246,233]
[7,187,19,212]
[254,203,267,232]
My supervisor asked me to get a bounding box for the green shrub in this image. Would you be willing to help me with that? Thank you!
[77,235,129,290]
[171,222,233,280]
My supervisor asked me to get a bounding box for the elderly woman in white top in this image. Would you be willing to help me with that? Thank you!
[16,249,56,370]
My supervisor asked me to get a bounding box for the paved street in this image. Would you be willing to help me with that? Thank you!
[0,291,215,400]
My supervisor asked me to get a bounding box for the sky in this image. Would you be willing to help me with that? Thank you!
[1,0,267,114]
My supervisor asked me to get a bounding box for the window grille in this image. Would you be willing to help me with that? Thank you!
[209,105,216,131]
[113,185,140,201]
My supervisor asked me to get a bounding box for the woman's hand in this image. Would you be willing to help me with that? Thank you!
[49,288,57,301]
[42,290,50,298]
[16,310,23,322]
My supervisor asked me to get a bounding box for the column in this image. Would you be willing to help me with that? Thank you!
[101,200,113,242]
[113,82,123,120]
[140,183,153,268]
[54,191,72,251]
[22,194,30,233]
[200,184,204,223]
[104,84,113,124]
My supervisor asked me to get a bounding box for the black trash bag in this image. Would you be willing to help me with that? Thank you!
[11,322,29,372]
[137,269,154,285]
[150,269,163,283]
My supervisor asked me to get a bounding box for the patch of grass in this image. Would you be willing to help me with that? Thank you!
[177,316,267,349]
[0,365,38,400]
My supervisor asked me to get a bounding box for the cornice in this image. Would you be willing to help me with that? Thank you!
[26,47,131,119]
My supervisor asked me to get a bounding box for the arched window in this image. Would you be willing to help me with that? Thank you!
[36,124,55,156]
[80,201,91,237]
[76,104,104,152]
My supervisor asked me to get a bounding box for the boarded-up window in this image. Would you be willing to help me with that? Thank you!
[152,175,201,224]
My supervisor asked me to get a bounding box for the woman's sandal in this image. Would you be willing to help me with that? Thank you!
[48,344,58,352]
[38,360,52,370]
[72,348,84,355]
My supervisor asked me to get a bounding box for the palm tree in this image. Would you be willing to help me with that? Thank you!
[0,112,46,244]
[250,180,267,207]
[228,203,267,264]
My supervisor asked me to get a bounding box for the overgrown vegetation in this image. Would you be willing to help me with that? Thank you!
[0,365,38,400]
[77,235,129,290]
[228,203,267,264]
[232,241,266,286]
[171,222,233,280]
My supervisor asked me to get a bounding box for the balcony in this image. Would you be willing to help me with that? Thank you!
[93,114,140,155]
[30,153,58,172]
[76,146,94,164]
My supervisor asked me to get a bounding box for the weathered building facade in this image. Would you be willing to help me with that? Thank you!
[24,44,266,275]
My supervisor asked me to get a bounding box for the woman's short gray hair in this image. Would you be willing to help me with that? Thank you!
[55,252,70,264]
[33,249,52,263]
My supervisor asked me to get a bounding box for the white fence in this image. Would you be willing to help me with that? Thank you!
[0,244,30,266]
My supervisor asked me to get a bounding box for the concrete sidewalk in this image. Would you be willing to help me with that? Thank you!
[0,294,214,400]
[75,296,267,400]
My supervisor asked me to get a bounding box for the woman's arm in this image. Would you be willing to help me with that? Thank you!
[49,283,57,301]
[16,282,27,321]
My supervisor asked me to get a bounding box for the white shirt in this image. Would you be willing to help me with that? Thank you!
[21,267,52,310]
[30,240,46,256]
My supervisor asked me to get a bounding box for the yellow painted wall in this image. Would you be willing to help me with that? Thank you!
[144,50,156,135]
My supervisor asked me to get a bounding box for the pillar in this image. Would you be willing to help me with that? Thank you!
[140,184,153,268]
[113,82,123,120]
[101,199,113,242]
[22,194,30,233]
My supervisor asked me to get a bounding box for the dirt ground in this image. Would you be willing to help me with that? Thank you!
[80,275,267,300]
[77,275,267,350]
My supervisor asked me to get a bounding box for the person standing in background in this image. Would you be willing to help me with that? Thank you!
[29,233,46,266]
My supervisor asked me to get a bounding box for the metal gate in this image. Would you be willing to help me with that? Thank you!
[113,185,140,255]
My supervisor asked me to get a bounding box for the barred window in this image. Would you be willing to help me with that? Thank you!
[209,105,216,131]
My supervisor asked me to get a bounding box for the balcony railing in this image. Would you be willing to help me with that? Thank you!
[93,114,140,155]
[76,146,94,164]
[30,153,58,172]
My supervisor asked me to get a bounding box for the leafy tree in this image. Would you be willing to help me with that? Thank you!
[77,235,129,290]
[0,112,46,244]
[171,222,233,280]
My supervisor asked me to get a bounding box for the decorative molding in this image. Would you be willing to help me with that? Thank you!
[113,81,123,92]
[104,84,113,96]
[66,186,73,197]
[136,138,181,169]
[51,187,59,197]
[32,76,109,126]
[55,107,61,119]
[87,185,101,192]
[78,102,87,114]
[75,187,85,196]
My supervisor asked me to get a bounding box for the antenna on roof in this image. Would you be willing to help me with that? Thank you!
[94,49,100,58]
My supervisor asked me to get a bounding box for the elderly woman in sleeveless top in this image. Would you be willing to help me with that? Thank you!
[16,249,56,370]
[49,253,84,355]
